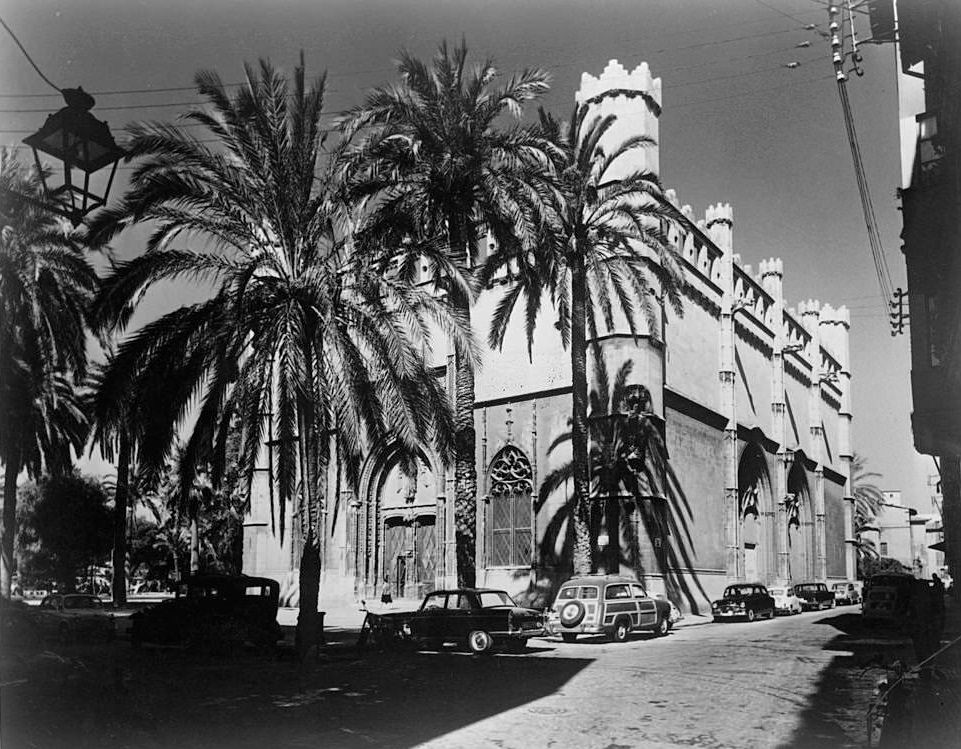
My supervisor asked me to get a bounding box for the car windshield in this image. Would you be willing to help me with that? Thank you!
[832,583,847,591]
[724,585,754,597]
[64,596,101,610]
[769,588,785,596]
[478,591,516,608]
[795,584,817,592]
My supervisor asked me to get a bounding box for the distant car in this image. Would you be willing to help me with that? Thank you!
[832,581,862,605]
[768,586,802,615]
[33,594,114,642]
[546,574,673,643]
[794,582,835,611]
[131,574,281,649]
[711,583,775,622]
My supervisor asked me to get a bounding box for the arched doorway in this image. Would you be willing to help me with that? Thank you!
[738,442,774,582]
[358,448,440,600]
[786,453,815,583]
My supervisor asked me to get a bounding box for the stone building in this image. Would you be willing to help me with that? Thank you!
[243,60,857,614]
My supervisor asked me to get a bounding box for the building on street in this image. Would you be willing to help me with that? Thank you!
[244,60,858,614]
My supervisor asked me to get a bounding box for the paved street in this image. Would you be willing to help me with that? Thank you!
[1,607,918,749]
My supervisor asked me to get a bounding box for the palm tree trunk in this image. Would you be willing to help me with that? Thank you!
[449,215,478,588]
[454,315,478,588]
[295,340,324,657]
[189,508,200,575]
[570,253,593,575]
[1,446,21,598]
[111,432,131,604]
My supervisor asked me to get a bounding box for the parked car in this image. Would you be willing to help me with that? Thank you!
[862,573,912,622]
[794,582,835,611]
[832,581,862,605]
[130,574,281,649]
[711,583,775,622]
[0,598,43,651]
[391,588,544,654]
[545,574,672,643]
[33,594,115,642]
[768,586,802,615]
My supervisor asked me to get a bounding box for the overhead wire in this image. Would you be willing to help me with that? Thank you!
[826,2,895,315]
[0,15,61,93]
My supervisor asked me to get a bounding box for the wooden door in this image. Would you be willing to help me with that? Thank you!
[384,518,406,597]
[414,516,436,595]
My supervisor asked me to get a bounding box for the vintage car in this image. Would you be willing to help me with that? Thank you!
[768,586,803,615]
[862,574,912,622]
[711,583,775,622]
[794,582,835,611]
[381,588,545,654]
[546,575,673,643]
[130,574,281,649]
[33,593,115,642]
[832,581,862,605]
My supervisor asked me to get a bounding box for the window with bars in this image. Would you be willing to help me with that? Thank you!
[487,446,533,568]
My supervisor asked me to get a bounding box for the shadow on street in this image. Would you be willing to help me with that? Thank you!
[1,639,594,749]
[776,611,913,749]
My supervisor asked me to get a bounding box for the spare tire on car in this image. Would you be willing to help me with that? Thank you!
[559,600,585,628]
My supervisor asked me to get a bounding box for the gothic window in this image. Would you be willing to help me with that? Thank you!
[487,446,534,568]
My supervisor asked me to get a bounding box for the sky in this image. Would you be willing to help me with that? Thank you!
[0,0,937,508]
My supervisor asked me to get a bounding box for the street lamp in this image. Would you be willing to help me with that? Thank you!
[21,87,124,226]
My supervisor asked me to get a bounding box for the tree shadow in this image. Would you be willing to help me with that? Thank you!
[515,352,709,613]
[0,641,595,749]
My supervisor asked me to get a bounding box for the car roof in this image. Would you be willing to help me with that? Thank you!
[425,588,509,595]
[561,575,640,587]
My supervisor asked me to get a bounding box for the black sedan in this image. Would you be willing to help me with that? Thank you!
[711,583,776,622]
[395,588,545,654]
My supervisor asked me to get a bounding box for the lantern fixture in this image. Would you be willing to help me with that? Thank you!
[22,86,124,226]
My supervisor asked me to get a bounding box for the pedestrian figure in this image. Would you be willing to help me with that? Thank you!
[931,573,946,635]
[381,575,393,607]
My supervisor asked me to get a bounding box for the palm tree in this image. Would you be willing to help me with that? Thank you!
[851,453,884,571]
[0,149,96,597]
[340,40,550,587]
[85,56,466,650]
[484,103,686,573]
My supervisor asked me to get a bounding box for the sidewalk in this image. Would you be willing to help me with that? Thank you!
[878,590,961,747]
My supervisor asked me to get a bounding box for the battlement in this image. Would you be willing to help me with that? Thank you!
[576,59,662,107]
[818,303,851,327]
[759,257,784,279]
[705,202,733,227]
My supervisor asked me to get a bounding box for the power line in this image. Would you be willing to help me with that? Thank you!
[0,16,824,102]
[826,2,894,316]
[0,51,825,117]
[0,15,61,93]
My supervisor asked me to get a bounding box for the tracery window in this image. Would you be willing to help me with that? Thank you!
[487,446,533,567]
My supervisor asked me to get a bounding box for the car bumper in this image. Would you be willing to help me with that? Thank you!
[545,621,607,636]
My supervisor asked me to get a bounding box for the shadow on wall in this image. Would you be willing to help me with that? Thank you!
[515,351,709,614]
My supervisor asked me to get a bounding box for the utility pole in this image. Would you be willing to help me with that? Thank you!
[889,287,909,336]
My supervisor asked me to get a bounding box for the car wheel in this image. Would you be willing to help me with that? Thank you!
[655,617,669,637]
[561,633,578,644]
[467,630,493,655]
[746,608,756,623]
[768,608,776,620]
[611,617,631,643]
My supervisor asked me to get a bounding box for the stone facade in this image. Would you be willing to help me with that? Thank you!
[243,60,857,615]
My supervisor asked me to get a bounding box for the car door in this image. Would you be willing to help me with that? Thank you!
[409,592,447,640]
[632,584,657,627]
[446,591,480,639]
